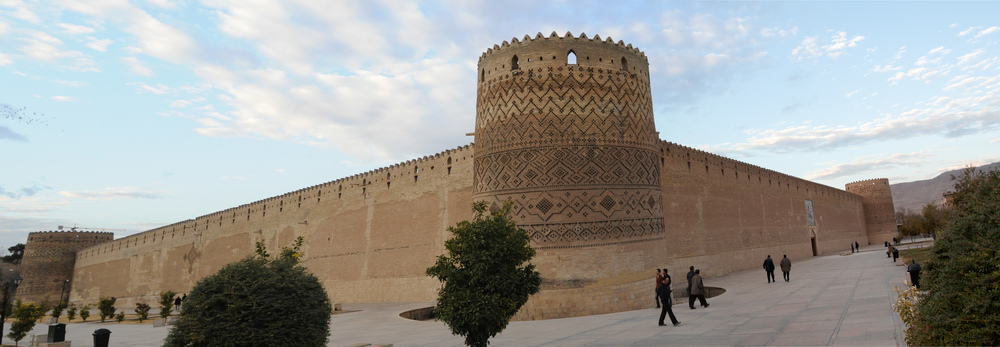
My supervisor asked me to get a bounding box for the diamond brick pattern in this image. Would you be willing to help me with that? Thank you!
[473,35,664,246]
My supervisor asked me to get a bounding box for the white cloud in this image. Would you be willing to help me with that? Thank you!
[0,20,9,35]
[55,79,88,87]
[60,0,198,63]
[975,26,999,38]
[51,95,75,102]
[85,37,112,51]
[873,65,902,73]
[128,82,173,94]
[122,56,155,76]
[791,31,865,61]
[11,6,41,23]
[845,90,861,98]
[928,46,951,55]
[707,84,1000,155]
[170,99,192,108]
[888,66,949,84]
[958,27,978,37]
[0,52,11,65]
[957,49,984,66]
[58,23,95,34]
[805,152,932,181]
[58,187,166,200]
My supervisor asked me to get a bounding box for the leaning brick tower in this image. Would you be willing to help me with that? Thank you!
[845,178,897,245]
[17,230,113,303]
[474,32,664,313]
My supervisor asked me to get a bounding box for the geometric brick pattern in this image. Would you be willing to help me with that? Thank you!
[473,33,663,247]
[18,231,114,303]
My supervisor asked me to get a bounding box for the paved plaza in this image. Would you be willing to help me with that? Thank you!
[3,241,924,346]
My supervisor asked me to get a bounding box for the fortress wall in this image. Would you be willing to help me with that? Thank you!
[657,141,866,279]
[845,178,898,245]
[17,231,113,303]
[71,145,476,308]
[513,141,868,320]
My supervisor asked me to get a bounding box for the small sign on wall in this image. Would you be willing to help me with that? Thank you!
[805,200,815,226]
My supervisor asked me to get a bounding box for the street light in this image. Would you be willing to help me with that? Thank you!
[0,275,24,342]
[59,279,70,309]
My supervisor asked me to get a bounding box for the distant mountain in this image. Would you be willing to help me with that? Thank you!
[891,162,1000,212]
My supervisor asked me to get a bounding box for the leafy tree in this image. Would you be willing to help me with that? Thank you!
[135,303,151,322]
[66,304,77,321]
[7,300,45,346]
[51,302,65,319]
[79,304,90,322]
[164,237,332,347]
[426,201,541,347]
[115,311,126,323]
[97,296,116,322]
[909,167,1000,345]
[1,244,24,265]
[159,291,176,318]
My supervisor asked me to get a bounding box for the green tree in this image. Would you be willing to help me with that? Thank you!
[158,291,176,318]
[135,302,151,322]
[426,201,542,347]
[7,300,45,346]
[97,296,116,322]
[163,237,332,347]
[79,304,90,322]
[1,244,25,265]
[66,304,77,321]
[909,167,1000,345]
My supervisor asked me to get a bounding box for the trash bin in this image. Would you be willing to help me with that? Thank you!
[93,328,111,347]
[47,323,66,342]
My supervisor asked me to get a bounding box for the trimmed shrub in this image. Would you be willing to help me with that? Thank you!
[164,237,332,346]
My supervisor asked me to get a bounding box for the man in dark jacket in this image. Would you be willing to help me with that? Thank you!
[780,255,791,282]
[907,261,922,289]
[655,269,663,308]
[657,268,680,326]
[763,255,776,283]
[690,269,709,308]
[686,266,696,309]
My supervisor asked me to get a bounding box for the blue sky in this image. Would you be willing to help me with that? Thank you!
[2,1,999,250]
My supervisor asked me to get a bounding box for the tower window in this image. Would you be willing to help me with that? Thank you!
[621,57,628,71]
[567,50,577,64]
[511,55,519,70]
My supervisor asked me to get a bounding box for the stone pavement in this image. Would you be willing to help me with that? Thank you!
[3,241,921,346]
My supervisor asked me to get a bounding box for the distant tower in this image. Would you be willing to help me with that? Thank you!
[845,178,897,244]
[17,230,114,303]
[473,32,663,283]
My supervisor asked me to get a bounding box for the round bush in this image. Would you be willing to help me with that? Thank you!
[164,241,331,347]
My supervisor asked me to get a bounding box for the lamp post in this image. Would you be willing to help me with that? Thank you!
[59,279,70,308]
[0,275,24,343]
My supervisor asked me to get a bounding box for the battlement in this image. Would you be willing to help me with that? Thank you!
[845,178,890,186]
[27,231,115,242]
[480,32,646,61]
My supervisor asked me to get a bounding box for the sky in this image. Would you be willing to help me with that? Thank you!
[2,0,1000,250]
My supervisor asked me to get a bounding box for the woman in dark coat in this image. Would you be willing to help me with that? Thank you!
[657,268,680,327]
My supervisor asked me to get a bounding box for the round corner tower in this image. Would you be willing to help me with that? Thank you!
[17,230,114,303]
[845,178,897,245]
[473,31,664,296]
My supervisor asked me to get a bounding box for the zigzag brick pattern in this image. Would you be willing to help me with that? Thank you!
[473,33,663,247]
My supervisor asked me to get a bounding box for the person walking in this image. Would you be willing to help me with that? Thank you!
[689,269,709,308]
[855,241,860,252]
[892,247,899,262]
[780,254,791,282]
[657,268,680,326]
[763,255,776,283]
[654,269,663,309]
[686,266,696,309]
[851,243,855,253]
[174,295,182,311]
[907,260,922,289]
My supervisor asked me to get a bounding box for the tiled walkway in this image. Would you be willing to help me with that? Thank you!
[4,241,921,346]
